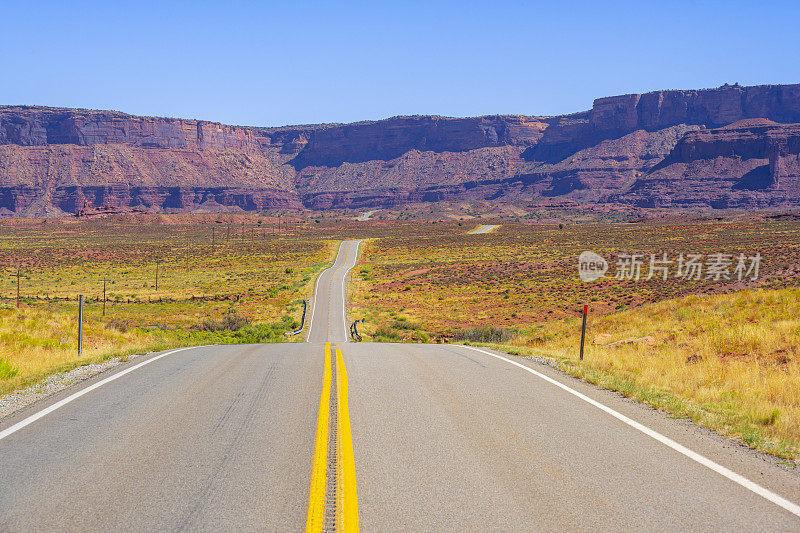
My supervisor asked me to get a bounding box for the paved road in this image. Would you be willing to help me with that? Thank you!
[1,239,799,531]
[357,210,377,221]
[306,239,360,344]
[469,224,500,234]
[0,343,321,531]
[345,343,800,531]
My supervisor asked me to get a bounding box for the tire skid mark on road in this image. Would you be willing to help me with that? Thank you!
[432,343,488,368]
[211,391,245,435]
[177,359,278,530]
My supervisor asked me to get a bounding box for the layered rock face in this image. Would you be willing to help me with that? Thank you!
[617,120,800,208]
[2,83,800,215]
[525,83,800,163]
[0,107,300,215]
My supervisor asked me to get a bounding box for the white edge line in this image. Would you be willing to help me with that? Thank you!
[341,241,350,343]
[305,257,325,342]
[459,345,800,519]
[307,240,357,344]
[0,345,209,442]
[341,240,361,343]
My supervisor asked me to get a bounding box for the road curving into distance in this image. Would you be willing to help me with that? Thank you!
[306,239,360,344]
[0,240,798,531]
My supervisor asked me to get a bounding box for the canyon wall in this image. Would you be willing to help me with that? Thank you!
[2,82,800,215]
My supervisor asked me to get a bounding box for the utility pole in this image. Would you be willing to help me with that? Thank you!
[78,295,84,356]
[186,233,191,272]
[211,227,216,254]
[15,266,20,308]
[102,279,109,316]
[155,259,160,291]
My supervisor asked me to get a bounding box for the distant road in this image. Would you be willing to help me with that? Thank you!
[469,223,500,234]
[306,240,360,344]
[357,210,377,221]
[1,240,799,531]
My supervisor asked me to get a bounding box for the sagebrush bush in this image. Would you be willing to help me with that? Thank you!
[452,326,515,343]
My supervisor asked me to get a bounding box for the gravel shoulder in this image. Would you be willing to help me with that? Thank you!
[0,353,150,421]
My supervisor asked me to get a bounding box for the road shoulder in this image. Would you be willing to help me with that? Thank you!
[450,343,800,506]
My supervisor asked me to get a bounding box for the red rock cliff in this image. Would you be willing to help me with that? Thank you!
[2,82,800,215]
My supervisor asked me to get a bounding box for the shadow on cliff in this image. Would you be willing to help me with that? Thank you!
[733,165,773,191]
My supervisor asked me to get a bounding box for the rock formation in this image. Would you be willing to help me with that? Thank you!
[1,82,800,215]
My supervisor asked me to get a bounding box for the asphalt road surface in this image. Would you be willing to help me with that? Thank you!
[306,239,360,344]
[0,240,798,531]
[469,224,500,234]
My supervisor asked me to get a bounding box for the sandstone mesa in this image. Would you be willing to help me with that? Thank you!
[1,82,799,216]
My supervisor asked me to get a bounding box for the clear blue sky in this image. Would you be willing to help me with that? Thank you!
[2,1,798,127]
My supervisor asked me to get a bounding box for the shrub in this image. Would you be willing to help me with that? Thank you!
[372,327,403,342]
[452,326,515,344]
[188,315,296,343]
[391,318,419,330]
[0,358,19,380]
[106,319,132,333]
[195,312,251,332]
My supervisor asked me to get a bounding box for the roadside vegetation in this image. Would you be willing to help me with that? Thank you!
[492,288,800,459]
[4,211,800,459]
[350,217,800,459]
[0,214,336,397]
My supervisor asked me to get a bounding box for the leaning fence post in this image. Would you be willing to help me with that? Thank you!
[579,302,588,361]
[78,295,84,356]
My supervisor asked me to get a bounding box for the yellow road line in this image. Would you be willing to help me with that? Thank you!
[335,347,359,532]
[307,242,359,531]
[306,342,332,533]
[326,241,351,340]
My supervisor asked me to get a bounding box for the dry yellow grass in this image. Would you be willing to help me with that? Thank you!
[0,304,185,396]
[497,288,800,458]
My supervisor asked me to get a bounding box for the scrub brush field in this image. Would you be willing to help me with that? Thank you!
[350,218,800,458]
[0,214,335,396]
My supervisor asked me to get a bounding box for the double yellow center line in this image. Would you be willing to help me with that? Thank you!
[326,241,351,340]
[306,342,359,532]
